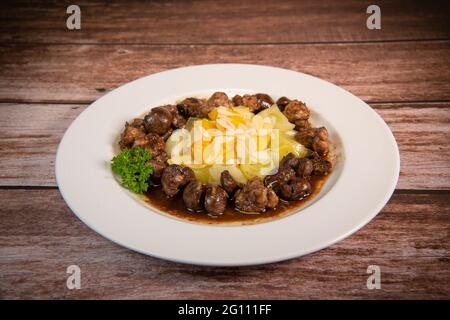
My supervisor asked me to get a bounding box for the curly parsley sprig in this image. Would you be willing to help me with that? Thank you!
[111,147,153,193]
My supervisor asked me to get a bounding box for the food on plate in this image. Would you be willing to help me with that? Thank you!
[112,92,333,223]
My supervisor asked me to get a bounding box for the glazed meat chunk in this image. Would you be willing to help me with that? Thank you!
[306,151,332,176]
[220,170,240,195]
[118,122,146,149]
[276,97,311,128]
[161,165,195,197]
[177,91,232,118]
[283,100,310,122]
[207,92,233,109]
[148,159,167,185]
[232,93,274,113]
[204,185,228,216]
[233,94,258,112]
[132,133,166,158]
[279,177,311,201]
[279,153,300,170]
[235,177,278,213]
[144,106,173,135]
[129,118,147,132]
[232,94,244,106]
[162,104,187,129]
[177,97,209,118]
[294,119,312,130]
[183,180,205,211]
[313,159,332,176]
[264,153,302,193]
[296,158,314,177]
[312,158,332,176]
[296,127,329,156]
[264,166,295,193]
[255,93,274,110]
[266,188,279,209]
[147,151,169,185]
[276,96,291,111]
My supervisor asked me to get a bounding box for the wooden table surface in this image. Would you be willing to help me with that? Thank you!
[0,0,449,299]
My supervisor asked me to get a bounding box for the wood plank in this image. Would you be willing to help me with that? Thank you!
[373,103,450,190]
[1,41,449,104]
[0,102,448,189]
[0,189,448,299]
[1,0,449,44]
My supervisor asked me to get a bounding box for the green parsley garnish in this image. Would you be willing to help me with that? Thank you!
[111,147,153,193]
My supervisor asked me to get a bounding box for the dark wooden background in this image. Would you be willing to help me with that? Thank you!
[0,0,449,299]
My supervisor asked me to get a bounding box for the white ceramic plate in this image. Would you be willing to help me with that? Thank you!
[56,64,399,266]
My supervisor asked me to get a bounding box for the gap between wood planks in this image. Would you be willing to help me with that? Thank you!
[1,38,450,47]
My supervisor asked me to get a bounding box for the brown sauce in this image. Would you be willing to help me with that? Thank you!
[143,174,328,225]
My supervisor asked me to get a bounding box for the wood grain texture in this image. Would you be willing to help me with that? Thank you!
[1,0,449,300]
[1,0,449,44]
[0,189,448,299]
[0,102,449,189]
[1,41,450,104]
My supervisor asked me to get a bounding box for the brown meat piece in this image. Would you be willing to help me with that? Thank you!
[162,104,187,129]
[255,93,274,110]
[307,151,332,176]
[266,188,279,209]
[235,177,271,213]
[264,166,295,193]
[264,153,301,193]
[295,128,316,148]
[296,127,329,156]
[279,177,311,201]
[129,118,147,132]
[296,158,314,177]
[178,92,231,118]
[204,185,228,216]
[183,180,205,211]
[220,170,240,195]
[144,106,173,135]
[182,167,195,184]
[161,165,195,197]
[177,97,209,118]
[279,153,300,170]
[148,160,167,184]
[276,96,291,111]
[232,94,259,112]
[312,158,332,176]
[283,100,310,122]
[312,135,329,156]
[232,94,243,106]
[242,94,259,112]
[147,151,169,185]
[161,128,174,141]
[132,133,166,158]
[154,151,169,164]
[294,119,311,130]
[207,92,233,109]
[232,93,274,113]
[118,122,146,149]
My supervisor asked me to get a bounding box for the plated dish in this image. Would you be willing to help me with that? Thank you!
[113,92,334,224]
[56,64,399,266]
